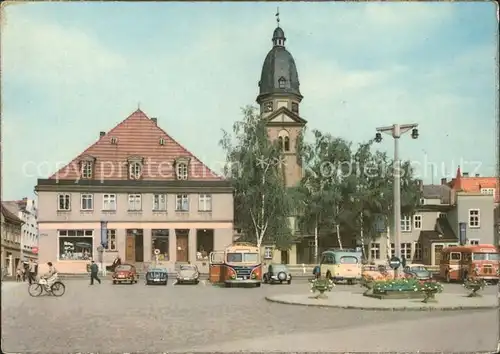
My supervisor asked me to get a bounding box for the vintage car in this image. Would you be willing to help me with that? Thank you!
[263,263,292,284]
[403,264,432,280]
[112,264,138,284]
[362,264,394,280]
[145,267,168,285]
[175,264,199,284]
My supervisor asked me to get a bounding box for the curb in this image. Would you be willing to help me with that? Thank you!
[265,296,499,311]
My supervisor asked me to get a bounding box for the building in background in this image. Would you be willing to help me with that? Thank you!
[1,202,24,276]
[2,198,39,262]
[35,109,233,274]
[369,173,496,267]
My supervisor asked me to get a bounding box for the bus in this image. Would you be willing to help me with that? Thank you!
[320,248,362,284]
[440,244,499,283]
[209,242,262,287]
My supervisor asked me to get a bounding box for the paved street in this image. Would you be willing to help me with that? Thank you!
[1,280,498,352]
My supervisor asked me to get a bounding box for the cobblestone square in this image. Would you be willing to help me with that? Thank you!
[1,280,498,352]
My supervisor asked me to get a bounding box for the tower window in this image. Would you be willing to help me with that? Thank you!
[278,77,286,89]
[292,102,299,113]
[284,136,290,152]
[278,130,290,152]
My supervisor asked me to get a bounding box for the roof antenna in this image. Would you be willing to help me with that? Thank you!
[275,7,280,27]
[137,102,141,110]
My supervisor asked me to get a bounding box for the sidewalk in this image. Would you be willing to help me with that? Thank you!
[266,291,498,311]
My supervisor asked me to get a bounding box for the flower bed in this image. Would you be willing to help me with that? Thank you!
[463,277,486,297]
[365,278,424,300]
[309,278,335,299]
[413,280,444,303]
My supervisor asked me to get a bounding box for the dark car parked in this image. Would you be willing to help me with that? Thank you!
[263,264,292,284]
[403,264,432,280]
[145,267,168,285]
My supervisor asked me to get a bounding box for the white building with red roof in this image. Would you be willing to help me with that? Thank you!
[35,109,233,274]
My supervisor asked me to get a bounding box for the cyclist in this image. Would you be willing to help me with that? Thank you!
[41,262,58,291]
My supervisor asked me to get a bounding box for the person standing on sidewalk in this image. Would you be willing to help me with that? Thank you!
[89,260,101,285]
[27,259,37,285]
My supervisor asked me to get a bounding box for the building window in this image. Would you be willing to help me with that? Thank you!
[81,161,93,179]
[401,243,412,259]
[469,239,480,245]
[198,194,212,212]
[278,76,286,89]
[80,194,93,211]
[102,194,117,211]
[413,215,422,230]
[107,229,117,251]
[58,194,71,211]
[481,188,495,195]
[176,163,188,180]
[414,242,422,260]
[176,194,189,211]
[129,162,142,180]
[292,102,299,113]
[153,194,167,211]
[58,229,93,260]
[283,136,290,151]
[128,194,142,211]
[370,243,380,260]
[264,246,273,260]
[469,209,480,228]
[401,216,411,232]
[438,212,447,219]
[390,243,395,258]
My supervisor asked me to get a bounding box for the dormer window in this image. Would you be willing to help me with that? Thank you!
[129,162,142,179]
[174,157,190,180]
[278,77,286,89]
[127,156,144,180]
[79,155,96,179]
[81,161,93,179]
[111,137,118,145]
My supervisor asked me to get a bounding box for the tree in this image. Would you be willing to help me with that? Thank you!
[219,106,293,249]
[295,130,352,262]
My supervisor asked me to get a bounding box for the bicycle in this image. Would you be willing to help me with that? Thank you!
[28,277,66,297]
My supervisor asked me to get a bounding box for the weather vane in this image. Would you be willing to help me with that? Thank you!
[275,7,280,27]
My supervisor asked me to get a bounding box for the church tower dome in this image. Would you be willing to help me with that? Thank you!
[257,23,302,104]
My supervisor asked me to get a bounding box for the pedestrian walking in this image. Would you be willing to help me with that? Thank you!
[27,259,37,285]
[89,260,101,285]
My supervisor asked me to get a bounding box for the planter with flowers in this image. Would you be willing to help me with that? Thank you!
[413,280,444,303]
[309,277,335,299]
[366,278,425,299]
[463,277,486,297]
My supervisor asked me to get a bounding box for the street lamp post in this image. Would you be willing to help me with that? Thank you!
[375,123,419,277]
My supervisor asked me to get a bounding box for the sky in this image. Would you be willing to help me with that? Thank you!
[2,1,498,200]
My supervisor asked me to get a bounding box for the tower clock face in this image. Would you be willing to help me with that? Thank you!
[265,101,273,112]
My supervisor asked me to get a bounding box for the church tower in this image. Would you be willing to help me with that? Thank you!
[257,16,307,187]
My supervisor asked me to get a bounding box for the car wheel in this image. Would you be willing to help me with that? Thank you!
[113,280,116,284]
[195,280,199,285]
[255,283,261,288]
[263,275,267,284]
[287,279,291,285]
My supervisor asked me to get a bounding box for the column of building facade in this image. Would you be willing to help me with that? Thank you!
[188,228,197,262]
[168,229,177,263]
[143,228,152,263]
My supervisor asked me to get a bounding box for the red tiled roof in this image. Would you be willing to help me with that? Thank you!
[449,166,499,202]
[50,109,222,181]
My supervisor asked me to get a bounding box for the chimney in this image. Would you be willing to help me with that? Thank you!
[475,173,480,177]
[463,172,469,177]
[151,117,157,124]
[100,131,106,137]
[441,178,447,185]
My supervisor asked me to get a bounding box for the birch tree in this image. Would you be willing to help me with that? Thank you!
[295,130,352,262]
[220,106,293,249]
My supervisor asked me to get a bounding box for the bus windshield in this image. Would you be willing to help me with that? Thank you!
[472,253,500,261]
[226,252,260,263]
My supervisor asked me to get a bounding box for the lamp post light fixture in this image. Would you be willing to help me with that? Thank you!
[374,123,419,277]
